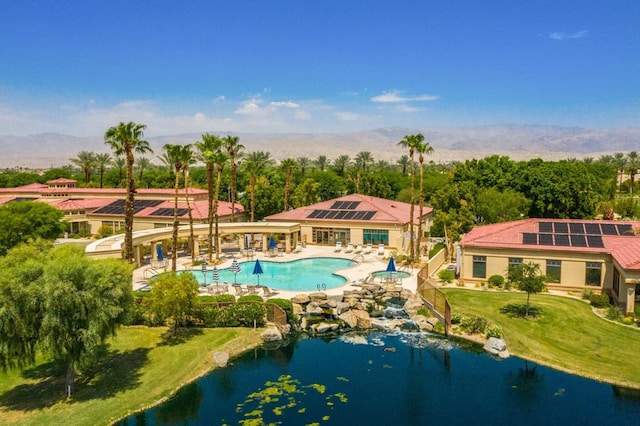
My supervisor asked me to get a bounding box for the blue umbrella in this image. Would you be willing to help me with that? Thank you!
[244,235,250,250]
[156,245,164,261]
[230,258,241,284]
[252,258,264,285]
[269,236,277,249]
[386,256,397,281]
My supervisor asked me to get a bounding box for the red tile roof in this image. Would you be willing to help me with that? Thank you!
[265,193,431,225]
[460,218,640,270]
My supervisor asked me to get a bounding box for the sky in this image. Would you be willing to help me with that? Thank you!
[0,0,638,137]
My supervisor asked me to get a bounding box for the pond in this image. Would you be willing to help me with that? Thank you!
[118,332,640,425]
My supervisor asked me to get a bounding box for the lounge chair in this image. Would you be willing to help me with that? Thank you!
[377,244,385,256]
[294,241,303,253]
[246,285,259,295]
[259,285,280,297]
[334,241,343,252]
[345,242,354,253]
[354,242,363,253]
[232,284,247,296]
[364,243,373,254]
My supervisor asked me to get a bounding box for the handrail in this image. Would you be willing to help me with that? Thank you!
[351,254,364,264]
[416,263,451,335]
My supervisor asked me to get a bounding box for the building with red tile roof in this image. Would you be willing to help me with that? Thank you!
[265,193,433,254]
[459,218,640,314]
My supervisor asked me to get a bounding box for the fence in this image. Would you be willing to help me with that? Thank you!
[416,264,452,336]
[265,303,288,331]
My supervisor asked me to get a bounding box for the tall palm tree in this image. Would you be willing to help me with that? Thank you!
[195,133,223,262]
[314,155,329,172]
[94,152,112,188]
[397,134,424,260]
[179,145,197,264]
[222,135,244,222]
[105,122,152,263]
[627,151,640,195]
[333,155,351,176]
[397,155,411,175]
[355,151,373,173]
[112,155,126,187]
[243,151,274,222]
[280,158,297,211]
[163,143,190,271]
[296,157,311,176]
[70,151,97,184]
[416,140,434,259]
[614,152,627,192]
[135,156,152,183]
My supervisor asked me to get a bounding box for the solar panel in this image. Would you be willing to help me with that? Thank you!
[617,224,633,235]
[361,211,376,220]
[346,201,361,209]
[585,223,601,235]
[587,235,605,248]
[601,223,618,235]
[539,222,553,233]
[554,234,570,246]
[150,207,188,217]
[553,222,569,233]
[330,201,344,209]
[569,223,585,234]
[335,210,349,219]
[570,234,587,247]
[539,233,554,246]
[307,210,322,218]
[316,210,331,219]
[352,211,367,220]
[343,211,357,219]
[523,233,538,245]
[325,210,340,219]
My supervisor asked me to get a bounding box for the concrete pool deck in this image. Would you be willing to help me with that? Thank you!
[132,245,420,298]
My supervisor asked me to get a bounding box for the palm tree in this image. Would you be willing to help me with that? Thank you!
[333,155,351,176]
[105,122,152,263]
[627,151,640,195]
[314,155,329,172]
[112,155,126,187]
[614,152,627,192]
[397,134,424,260]
[179,145,197,264]
[416,140,434,259]
[196,133,221,261]
[397,155,411,175]
[94,152,112,188]
[135,156,152,183]
[355,151,373,173]
[222,135,244,222]
[280,158,297,211]
[243,151,275,222]
[70,151,97,184]
[163,143,191,271]
[296,157,311,175]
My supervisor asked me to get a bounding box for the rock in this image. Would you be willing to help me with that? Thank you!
[336,301,351,315]
[292,294,310,304]
[338,310,358,328]
[353,310,372,329]
[484,337,509,358]
[292,303,304,315]
[498,349,510,359]
[315,322,334,333]
[319,299,337,308]
[403,295,425,316]
[425,317,440,327]
[213,351,229,367]
[305,302,323,315]
[261,327,283,342]
[309,292,327,300]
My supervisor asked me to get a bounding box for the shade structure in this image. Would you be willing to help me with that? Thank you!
[156,245,164,261]
[230,258,241,284]
[386,256,397,282]
[252,258,264,285]
[269,236,277,249]
[212,265,219,283]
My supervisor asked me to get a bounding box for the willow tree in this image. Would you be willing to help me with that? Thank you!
[105,122,152,262]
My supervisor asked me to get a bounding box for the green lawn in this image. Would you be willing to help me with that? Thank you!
[0,326,263,425]
[443,288,640,388]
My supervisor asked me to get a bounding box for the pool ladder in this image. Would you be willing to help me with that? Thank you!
[351,254,364,264]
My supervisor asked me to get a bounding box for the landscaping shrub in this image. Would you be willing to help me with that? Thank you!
[429,243,445,259]
[460,315,488,335]
[238,295,264,303]
[485,323,503,338]
[199,306,240,327]
[622,316,634,326]
[606,305,624,321]
[589,293,610,308]
[438,269,455,284]
[582,288,594,300]
[234,302,267,327]
[488,275,504,288]
[268,298,297,325]
[451,312,462,324]
[416,307,431,318]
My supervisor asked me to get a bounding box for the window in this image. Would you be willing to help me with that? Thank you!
[363,229,389,245]
[312,227,350,245]
[473,256,486,278]
[613,268,620,297]
[546,260,561,283]
[585,262,602,287]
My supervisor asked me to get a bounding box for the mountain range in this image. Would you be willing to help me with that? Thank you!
[1,125,638,169]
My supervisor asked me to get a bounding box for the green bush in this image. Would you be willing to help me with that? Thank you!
[460,315,488,335]
[606,305,624,321]
[451,312,462,324]
[488,275,504,288]
[198,306,240,327]
[416,307,431,318]
[234,302,267,327]
[238,295,264,303]
[200,294,235,304]
[622,316,634,326]
[429,243,445,259]
[589,293,610,308]
[582,288,594,300]
[268,298,296,325]
[438,269,455,284]
[485,323,503,338]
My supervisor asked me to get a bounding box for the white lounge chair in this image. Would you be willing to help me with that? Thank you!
[377,244,385,256]
[345,242,354,253]
[364,243,373,254]
[294,241,303,252]
[355,242,363,253]
[334,241,343,252]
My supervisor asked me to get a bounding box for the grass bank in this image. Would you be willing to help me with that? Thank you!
[443,288,640,389]
[0,326,263,425]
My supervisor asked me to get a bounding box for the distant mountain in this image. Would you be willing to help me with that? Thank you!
[1,125,639,169]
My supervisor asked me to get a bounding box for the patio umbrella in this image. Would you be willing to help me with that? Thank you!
[245,235,250,250]
[156,245,164,261]
[252,258,264,285]
[269,236,277,249]
[230,258,241,284]
[386,256,397,281]
[201,260,207,286]
[212,265,219,292]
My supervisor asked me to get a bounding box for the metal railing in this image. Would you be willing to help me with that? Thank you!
[416,264,451,335]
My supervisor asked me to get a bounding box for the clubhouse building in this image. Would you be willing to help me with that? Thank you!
[459,218,640,314]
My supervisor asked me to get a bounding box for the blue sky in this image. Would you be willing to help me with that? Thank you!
[0,1,638,136]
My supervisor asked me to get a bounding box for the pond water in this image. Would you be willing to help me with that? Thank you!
[118,332,640,425]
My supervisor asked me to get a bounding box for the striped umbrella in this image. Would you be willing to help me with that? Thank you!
[212,265,219,293]
[230,258,241,284]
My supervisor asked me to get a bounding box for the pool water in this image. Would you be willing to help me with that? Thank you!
[189,257,357,291]
[371,270,411,279]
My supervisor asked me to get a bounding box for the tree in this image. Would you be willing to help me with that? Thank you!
[94,152,112,188]
[397,134,424,260]
[397,155,411,175]
[613,152,627,192]
[296,156,311,176]
[474,188,530,223]
[163,143,191,271]
[507,261,546,317]
[70,151,97,184]
[280,158,297,210]
[147,271,199,335]
[627,151,640,195]
[243,151,274,222]
[0,242,133,394]
[105,122,153,262]
[355,151,373,173]
[416,140,434,260]
[222,135,244,222]
[332,155,350,176]
[135,156,153,183]
[0,201,65,255]
[292,178,321,207]
[314,155,329,171]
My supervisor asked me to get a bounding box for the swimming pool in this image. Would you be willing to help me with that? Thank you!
[371,270,411,279]
[189,257,357,291]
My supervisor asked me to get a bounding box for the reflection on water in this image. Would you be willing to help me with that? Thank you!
[119,331,640,425]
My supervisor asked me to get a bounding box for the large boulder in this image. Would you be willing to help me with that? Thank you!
[305,302,323,315]
[353,310,372,329]
[338,310,358,328]
[319,299,338,309]
[292,294,310,304]
[292,303,304,315]
[213,351,229,367]
[484,337,510,358]
[336,301,351,315]
[261,326,283,342]
[309,292,328,301]
[403,295,425,317]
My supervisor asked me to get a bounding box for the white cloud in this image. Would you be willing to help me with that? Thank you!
[335,111,361,121]
[549,30,588,40]
[371,91,439,103]
[234,98,264,115]
[270,101,300,108]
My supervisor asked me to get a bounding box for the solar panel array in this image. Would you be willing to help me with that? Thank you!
[93,199,163,215]
[150,207,188,217]
[307,209,376,220]
[330,201,361,209]
[521,221,635,249]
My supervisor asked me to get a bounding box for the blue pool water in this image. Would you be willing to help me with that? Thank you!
[119,332,640,425]
[189,257,357,291]
[372,270,412,279]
